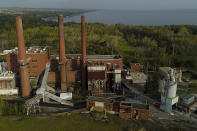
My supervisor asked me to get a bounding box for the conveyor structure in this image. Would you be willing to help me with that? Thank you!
[26,63,73,115]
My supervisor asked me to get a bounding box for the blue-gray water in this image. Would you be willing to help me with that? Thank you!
[64,10,197,25]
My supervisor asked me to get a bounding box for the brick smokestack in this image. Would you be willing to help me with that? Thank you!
[81,16,87,62]
[81,15,87,92]
[16,16,31,97]
[58,14,67,91]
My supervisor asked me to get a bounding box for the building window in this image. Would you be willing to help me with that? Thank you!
[32,66,38,69]
[32,59,37,63]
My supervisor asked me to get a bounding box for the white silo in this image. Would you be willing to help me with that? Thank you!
[159,67,179,113]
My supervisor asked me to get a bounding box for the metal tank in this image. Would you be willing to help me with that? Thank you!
[165,81,177,98]
[165,68,177,98]
[159,67,179,113]
[159,67,178,98]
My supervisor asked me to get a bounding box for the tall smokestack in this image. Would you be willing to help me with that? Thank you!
[81,15,87,92]
[16,16,31,97]
[81,16,87,62]
[58,14,67,91]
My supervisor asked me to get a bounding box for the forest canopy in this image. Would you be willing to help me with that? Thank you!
[0,16,197,71]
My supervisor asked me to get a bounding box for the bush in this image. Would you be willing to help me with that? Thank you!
[189,83,197,88]
[0,98,26,115]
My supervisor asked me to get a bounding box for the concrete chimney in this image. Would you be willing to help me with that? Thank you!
[81,15,87,92]
[16,16,31,97]
[58,14,67,91]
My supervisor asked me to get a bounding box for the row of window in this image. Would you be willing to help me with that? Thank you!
[32,59,37,63]
[32,59,38,69]
[32,66,38,68]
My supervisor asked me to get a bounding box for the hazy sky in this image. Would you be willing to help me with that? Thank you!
[1,0,197,10]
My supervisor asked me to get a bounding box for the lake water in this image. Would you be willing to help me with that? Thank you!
[64,10,197,26]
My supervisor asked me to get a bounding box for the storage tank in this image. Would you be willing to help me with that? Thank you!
[159,67,179,113]
[166,68,177,98]
[159,67,178,98]
[166,81,177,98]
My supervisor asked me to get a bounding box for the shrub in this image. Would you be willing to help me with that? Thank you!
[0,98,26,115]
[189,83,197,88]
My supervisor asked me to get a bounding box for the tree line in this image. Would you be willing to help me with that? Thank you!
[0,16,197,71]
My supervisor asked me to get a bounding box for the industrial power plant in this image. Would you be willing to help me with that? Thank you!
[0,14,197,126]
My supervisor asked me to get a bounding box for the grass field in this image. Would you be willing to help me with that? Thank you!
[0,113,171,131]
